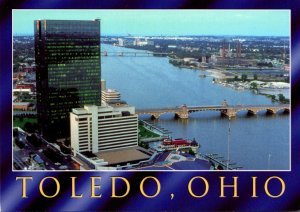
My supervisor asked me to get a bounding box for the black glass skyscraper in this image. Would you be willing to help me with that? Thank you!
[34,19,101,141]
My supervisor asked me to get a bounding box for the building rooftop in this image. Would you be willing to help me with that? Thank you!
[72,108,90,114]
[95,147,150,165]
[134,152,211,170]
[170,159,211,170]
[13,102,30,106]
[104,89,120,93]
[106,99,127,104]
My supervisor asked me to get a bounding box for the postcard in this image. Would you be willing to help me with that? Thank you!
[1,3,299,211]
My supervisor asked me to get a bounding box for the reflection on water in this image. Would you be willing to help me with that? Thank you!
[102,44,289,170]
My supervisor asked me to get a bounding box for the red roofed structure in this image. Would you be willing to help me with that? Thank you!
[161,138,199,152]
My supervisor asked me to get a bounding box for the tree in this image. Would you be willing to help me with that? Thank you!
[24,122,34,133]
[188,149,195,156]
[32,123,40,133]
[278,94,286,103]
[253,74,258,80]
[15,137,25,149]
[250,82,258,90]
[13,128,19,137]
[270,95,276,102]
[241,74,248,81]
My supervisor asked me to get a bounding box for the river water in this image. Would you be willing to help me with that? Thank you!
[101,44,289,170]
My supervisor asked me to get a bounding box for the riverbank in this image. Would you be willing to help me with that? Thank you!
[205,69,227,79]
[212,79,290,101]
[175,64,291,101]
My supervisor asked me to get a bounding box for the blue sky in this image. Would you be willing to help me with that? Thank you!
[13,10,290,36]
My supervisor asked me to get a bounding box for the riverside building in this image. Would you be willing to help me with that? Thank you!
[34,19,101,141]
[70,105,138,155]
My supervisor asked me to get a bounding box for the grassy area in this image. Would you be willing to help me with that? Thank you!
[262,93,290,104]
[13,117,37,129]
[138,126,160,138]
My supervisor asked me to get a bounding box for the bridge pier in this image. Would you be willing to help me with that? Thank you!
[247,109,258,116]
[175,112,189,119]
[150,113,161,119]
[247,110,256,116]
[266,109,276,115]
[221,109,236,119]
[177,105,189,119]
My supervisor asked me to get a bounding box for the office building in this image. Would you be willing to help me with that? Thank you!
[70,105,138,154]
[34,19,101,140]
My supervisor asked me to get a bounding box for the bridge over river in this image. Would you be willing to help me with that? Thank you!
[136,104,290,119]
[101,51,172,57]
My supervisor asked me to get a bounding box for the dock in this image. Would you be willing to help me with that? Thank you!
[139,120,171,137]
[202,153,242,170]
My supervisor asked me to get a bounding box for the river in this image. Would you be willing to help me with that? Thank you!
[101,44,289,170]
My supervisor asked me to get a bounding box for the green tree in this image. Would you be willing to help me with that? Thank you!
[250,82,258,90]
[253,74,258,80]
[33,123,40,133]
[278,94,287,103]
[13,128,19,137]
[188,149,195,156]
[24,122,34,133]
[241,74,248,81]
[270,95,276,102]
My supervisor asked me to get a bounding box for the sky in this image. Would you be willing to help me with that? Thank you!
[13,10,290,36]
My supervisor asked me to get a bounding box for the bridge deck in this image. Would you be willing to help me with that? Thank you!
[136,104,290,113]
[101,51,172,57]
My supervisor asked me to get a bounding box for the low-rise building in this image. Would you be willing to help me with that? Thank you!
[13,102,34,111]
[101,89,121,102]
[160,138,199,153]
[16,83,35,92]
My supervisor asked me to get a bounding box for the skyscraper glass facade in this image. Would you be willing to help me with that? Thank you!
[34,19,101,141]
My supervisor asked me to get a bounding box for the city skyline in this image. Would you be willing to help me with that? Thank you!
[13,10,290,36]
